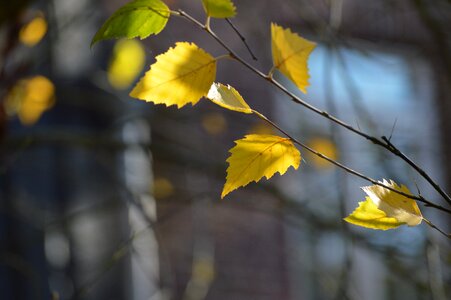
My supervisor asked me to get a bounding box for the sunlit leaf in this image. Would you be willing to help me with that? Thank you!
[307,137,338,169]
[344,197,405,230]
[130,42,216,108]
[202,0,236,18]
[5,75,55,125]
[202,112,227,135]
[19,15,47,47]
[91,0,170,46]
[345,179,423,230]
[271,23,316,93]
[222,134,301,198]
[362,179,422,226]
[206,83,252,114]
[108,39,146,89]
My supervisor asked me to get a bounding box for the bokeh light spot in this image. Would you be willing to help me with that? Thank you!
[108,39,146,90]
[19,15,47,47]
[5,75,55,126]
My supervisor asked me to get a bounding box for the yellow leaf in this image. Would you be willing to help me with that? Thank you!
[108,39,146,89]
[19,15,47,47]
[130,42,216,108]
[222,134,301,198]
[362,179,422,226]
[206,83,252,114]
[271,23,316,93]
[344,197,405,230]
[5,75,55,125]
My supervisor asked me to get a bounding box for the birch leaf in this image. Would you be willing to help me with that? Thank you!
[130,42,217,108]
[345,179,423,230]
[271,23,316,93]
[202,0,236,18]
[206,83,252,114]
[91,0,170,46]
[344,197,405,230]
[222,134,301,198]
[362,179,422,226]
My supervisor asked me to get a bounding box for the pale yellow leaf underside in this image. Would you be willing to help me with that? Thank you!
[271,23,316,93]
[344,197,405,230]
[206,83,252,114]
[362,179,422,226]
[222,134,301,198]
[130,42,216,108]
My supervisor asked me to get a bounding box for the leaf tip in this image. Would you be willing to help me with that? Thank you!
[221,183,233,199]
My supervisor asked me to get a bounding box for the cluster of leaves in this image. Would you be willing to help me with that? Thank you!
[92,0,426,232]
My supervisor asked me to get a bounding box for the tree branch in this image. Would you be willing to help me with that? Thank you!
[174,9,451,208]
[251,110,451,217]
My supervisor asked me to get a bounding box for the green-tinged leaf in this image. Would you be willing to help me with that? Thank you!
[271,23,316,93]
[202,0,236,18]
[222,134,301,198]
[130,42,216,108]
[206,83,252,113]
[91,0,170,46]
[362,179,422,226]
[344,197,405,230]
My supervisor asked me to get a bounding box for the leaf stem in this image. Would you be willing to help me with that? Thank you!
[169,10,181,16]
[267,66,276,78]
[205,16,211,31]
[214,54,233,61]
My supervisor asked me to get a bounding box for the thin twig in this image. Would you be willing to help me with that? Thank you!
[251,110,451,236]
[381,136,451,206]
[251,110,451,215]
[388,118,398,141]
[225,18,258,61]
[423,218,451,238]
[174,9,451,207]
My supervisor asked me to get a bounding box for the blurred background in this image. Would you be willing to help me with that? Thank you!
[0,0,450,299]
